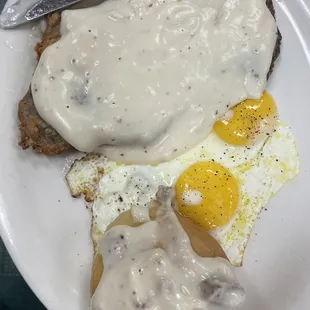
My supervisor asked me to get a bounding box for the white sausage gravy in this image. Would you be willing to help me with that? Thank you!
[32,0,277,164]
[92,187,245,310]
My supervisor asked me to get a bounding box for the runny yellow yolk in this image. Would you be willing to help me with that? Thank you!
[213,92,278,146]
[175,162,239,231]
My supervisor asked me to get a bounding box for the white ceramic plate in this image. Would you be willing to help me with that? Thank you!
[0,0,310,309]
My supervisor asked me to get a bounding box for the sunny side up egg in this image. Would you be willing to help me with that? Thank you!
[213,92,278,146]
[66,94,299,266]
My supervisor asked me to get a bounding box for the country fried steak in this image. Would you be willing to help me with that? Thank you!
[18,0,282,155]
[18,13,72,155]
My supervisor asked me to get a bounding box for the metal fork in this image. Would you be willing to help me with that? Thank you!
[0,0,105,29]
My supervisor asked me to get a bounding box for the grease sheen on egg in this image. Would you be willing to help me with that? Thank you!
[175,162,239,231]
[213,92,278,146]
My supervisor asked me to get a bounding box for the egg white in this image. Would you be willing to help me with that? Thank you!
[66,121,299,266]
[210,121,299,265]
[67,128,267,204]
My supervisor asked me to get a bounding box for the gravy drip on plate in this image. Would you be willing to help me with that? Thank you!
[91,187,245,310]
[32,0,277,163]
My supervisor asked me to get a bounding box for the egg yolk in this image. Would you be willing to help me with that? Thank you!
[213,92,277,146]
[175,161,239,231]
